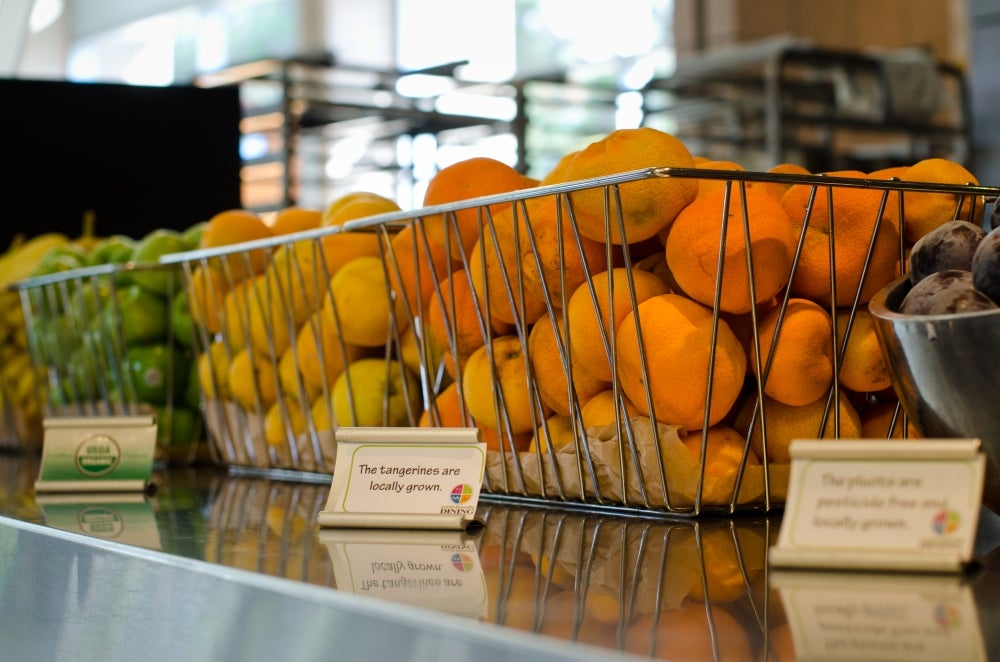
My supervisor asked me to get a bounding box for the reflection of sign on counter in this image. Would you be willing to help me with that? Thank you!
[35,492,162,550]
[771,570,986,661]
[320,528,487,619]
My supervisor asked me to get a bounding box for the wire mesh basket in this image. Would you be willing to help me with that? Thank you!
[10,262,205,465]
[162,166,999,515]
[0,288,45,451]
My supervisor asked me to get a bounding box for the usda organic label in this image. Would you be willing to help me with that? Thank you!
[75,435,121,476]
[36,416,157,492]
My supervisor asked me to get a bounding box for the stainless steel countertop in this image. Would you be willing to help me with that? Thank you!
[4,453,1000,661]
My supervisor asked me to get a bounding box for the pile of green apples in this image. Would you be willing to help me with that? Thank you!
[26,223,207,462]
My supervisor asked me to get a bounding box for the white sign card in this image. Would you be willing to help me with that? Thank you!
[318,427,486,530]
[770,439,985,573]
[319,528,487,618]
[770,569,986,661]
[35,416,157,493]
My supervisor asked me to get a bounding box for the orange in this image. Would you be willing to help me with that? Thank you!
[694,159,745,198]
[468,219,547,327]
[539,150,579,185]
[263,241,325,327]
[738,391,862,464]
[756,162,812,201]
[278,344,320,404]
[424,270,488,374]
[665,187,796,314]
[295,311,361,391]
[562,127,698,245]
[900,157,981,243]
[752,298,835,406]
[270,207,322,235]
[199,208,274,281]
[419,381,470,427]
[264,399,305,448]
[527,414,577,454]
[580,389,639,429]
[228,348,278,411]
[517,197,607,305]
[624,602,752,662]
[418,382,530,453]
[319,192,398,278]
[616,293,747,430]
[322,255,408,349]
[462,335,540,434]
[422,156,529,260]
[682,425,761,508]
[527,313,607,417]
[219,277,255,352]
[686,524,768,603]
[566,267,670,383]
[860,398,921,439]
[197,341,230,399]
[187,265,228,335]
[835,309,892,393]
[426,383,522,449]
[246,274,294,357]
[384,223,455,320]
[781,170,901,306]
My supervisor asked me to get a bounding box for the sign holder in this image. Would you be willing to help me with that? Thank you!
[770,439,986,573]
[34,415,157,493]
[318,427,486,531]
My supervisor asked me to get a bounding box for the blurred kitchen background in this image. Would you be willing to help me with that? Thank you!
[2,0,999,227]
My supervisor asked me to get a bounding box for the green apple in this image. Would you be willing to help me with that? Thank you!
[86,234,136,267]
[170,290,194,348]
[125,342,189,405]
[130,229,188,296]
[115,284,168,345]
[182,221,208,250]
[154,405,200,447]
[183,357,202,410]
[31,243,88,278]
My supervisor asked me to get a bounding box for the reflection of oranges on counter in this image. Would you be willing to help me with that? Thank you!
[624,602,752,662]
[687,525,766,604]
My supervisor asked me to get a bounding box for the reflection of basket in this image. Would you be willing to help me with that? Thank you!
[476,504,774,655]
[10,262,204,465]
[164,167,999,514]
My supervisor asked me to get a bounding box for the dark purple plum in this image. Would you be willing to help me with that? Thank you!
[922,286,998,315]
[899,269,975,314]
[908,219,986,285]
[990,203,1000,230]
[972,226,1000,306]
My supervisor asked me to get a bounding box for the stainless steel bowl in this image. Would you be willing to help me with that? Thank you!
[869,275,1000,512]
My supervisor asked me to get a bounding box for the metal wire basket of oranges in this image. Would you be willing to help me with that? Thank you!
[162,133,998,515]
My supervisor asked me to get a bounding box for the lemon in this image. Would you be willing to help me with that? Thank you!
[332,358,420,427]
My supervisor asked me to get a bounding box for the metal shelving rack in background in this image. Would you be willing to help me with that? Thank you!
[643,38,972,173]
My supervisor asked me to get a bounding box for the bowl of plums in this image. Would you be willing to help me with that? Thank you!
[870,209,1000,511]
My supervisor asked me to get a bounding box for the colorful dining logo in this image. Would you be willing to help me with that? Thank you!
[932,509,960,535]
[451,552,474,571]
[450,483,474,504]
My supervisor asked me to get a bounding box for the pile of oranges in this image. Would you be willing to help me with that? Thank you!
[186,125,981,507]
